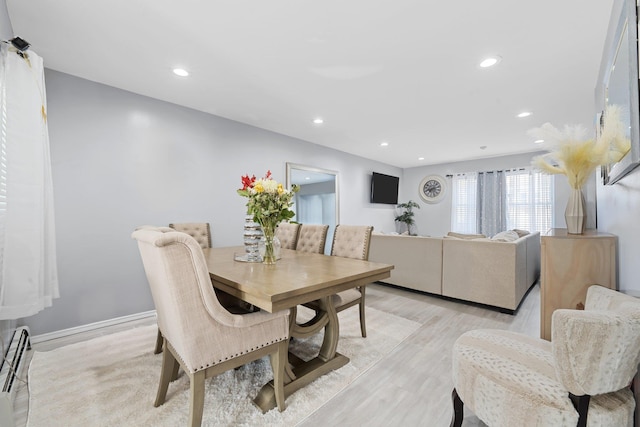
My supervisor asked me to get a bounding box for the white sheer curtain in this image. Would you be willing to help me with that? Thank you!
[0,43,58,319]
[451,173,478,233]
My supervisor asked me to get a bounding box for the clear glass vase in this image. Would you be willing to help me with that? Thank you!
[243,215,263,261]
[259,233,280,264]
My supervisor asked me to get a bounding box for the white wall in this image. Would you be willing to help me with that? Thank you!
[19,69,401,335]
[596,169,640,293]
[399,152,592,237]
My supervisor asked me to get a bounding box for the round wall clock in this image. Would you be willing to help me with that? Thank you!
[419,175,447,204]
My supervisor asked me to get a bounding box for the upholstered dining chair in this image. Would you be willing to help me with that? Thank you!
[451,285,640,427]
[152,222,213,354]
[304,225,373,338]
[132,226,289,426]
[275,222,301,250]
[168,222,212,249]
[295,224,330,254]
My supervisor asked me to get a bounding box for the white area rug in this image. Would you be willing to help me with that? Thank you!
[27,307,420,426]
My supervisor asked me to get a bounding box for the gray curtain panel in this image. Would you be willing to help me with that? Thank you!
[476,171,507,237]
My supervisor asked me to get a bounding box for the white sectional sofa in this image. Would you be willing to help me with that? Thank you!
[368,231,541,312]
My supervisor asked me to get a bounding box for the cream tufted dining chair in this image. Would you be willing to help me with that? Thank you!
[132,226,289,427]
[451,285,640,427]
[169,222,212,249]
[151,222,213,354]
[295,224,329,254]
[304,225,373,338]
[275,222,301,250]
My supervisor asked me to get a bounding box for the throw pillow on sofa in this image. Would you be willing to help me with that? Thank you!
[511,229,530,237]
[490,230,520,242]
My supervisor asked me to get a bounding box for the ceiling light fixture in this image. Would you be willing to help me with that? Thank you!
[418,157,425,161]
[313,118,324,124]
[517,111,532,118]
[534,139,544,144]
[479,56,501,68]
[173,68,189,77]
[380,142,389,147]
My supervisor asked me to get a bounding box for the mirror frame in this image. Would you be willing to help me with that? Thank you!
[599,0,640,184]
[286,162,340,225]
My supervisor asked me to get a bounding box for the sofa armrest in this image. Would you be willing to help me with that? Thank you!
[442,238,526,310]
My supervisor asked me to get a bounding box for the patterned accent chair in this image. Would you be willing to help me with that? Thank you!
[295,224,330,254]
[304,225,373,338]
[169,222,212,249]
[275,222,301,250]
[451,285,640,427]
[132,226,289,426]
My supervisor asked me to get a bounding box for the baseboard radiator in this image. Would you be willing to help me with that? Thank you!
[0,326,31,427]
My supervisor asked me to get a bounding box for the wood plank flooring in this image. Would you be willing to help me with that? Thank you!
[13,282,540,426]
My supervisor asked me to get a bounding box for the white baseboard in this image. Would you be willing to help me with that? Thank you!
[30,310,157,345]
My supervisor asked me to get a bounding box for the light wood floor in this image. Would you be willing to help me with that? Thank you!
[13,282,540,426]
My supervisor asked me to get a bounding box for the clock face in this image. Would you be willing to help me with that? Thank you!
[423,179,441,198]
[419,175,446,203]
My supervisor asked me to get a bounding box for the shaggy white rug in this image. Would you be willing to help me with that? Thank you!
[27,307,420,426]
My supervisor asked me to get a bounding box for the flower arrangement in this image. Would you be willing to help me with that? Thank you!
[237,170,299,263]
[529,104,630,189]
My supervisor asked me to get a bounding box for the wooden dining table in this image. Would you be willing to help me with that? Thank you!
[201,246,393,412]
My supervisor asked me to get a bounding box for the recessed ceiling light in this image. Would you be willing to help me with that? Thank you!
[517,111,532,118]
[479,56,501,68]
[313,118,324,124]
[534,139,544,144]
[173,68,189,77]
[305,176,311,180]
[418,157,425,161]
[380,142,389,147]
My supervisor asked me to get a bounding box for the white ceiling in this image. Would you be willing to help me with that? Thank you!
[7,0,615,168]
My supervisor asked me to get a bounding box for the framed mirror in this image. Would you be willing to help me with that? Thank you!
[286,163,339,254]
[599,0,640,184]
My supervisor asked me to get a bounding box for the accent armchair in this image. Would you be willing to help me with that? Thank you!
[132,226,289,426]
[451,285,640,427]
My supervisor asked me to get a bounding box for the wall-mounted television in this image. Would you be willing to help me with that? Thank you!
[370,172,399,204]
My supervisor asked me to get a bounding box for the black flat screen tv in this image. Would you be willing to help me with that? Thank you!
[370,172,399,204]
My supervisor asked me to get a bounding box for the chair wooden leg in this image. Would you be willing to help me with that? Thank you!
[269,340,288,412]
[171,358,180,381]
[189,371,206,427]
[450,388,463,427]
[359,287,367,338]
[569,393,591,427]
[154,346,177,407]
[154,329,164,354]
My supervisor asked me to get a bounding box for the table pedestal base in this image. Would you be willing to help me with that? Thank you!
[253,352,349,413]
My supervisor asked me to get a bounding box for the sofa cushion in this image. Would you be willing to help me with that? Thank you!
[447,232,487,240]
[491,230,520,242]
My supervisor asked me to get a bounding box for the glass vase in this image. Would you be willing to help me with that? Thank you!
[259,232,280,265]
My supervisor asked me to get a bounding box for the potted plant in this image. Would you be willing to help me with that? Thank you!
[394,200,420,235]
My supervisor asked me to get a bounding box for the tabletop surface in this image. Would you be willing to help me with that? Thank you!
[202,246,393,312]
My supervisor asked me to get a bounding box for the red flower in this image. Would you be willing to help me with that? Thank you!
[240,174,256,190]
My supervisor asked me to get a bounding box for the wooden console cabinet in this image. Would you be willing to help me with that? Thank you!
[540,228,617,341]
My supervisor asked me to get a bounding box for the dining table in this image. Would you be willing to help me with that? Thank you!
[201,246,393,412]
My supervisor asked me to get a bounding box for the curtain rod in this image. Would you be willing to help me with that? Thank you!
[445,167,528,178]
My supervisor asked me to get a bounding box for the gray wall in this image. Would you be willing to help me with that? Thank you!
[597,170,640,293]
[19,69,401,335]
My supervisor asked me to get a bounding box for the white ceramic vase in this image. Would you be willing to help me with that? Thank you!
[565,188,586,234]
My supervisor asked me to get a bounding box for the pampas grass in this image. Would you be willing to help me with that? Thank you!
[530,105,630,189]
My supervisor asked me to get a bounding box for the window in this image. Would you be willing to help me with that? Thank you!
[450,173,478,233]
[451,169,553,235]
